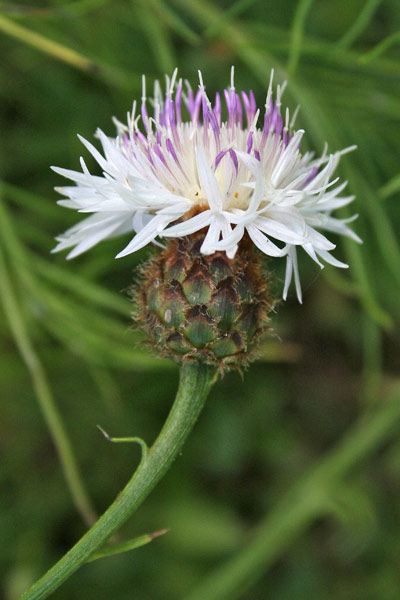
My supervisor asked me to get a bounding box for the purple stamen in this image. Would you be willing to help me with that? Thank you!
[214,92,221,126]
[247,131,253,153]
[270,105,278,133]
[224,88,236,132]
[166,137,189,183]
[275,113,283,137]
[259,114,270,153]
[165,94,175,128]
[137,130,148,148]
[303,166,319,186]
[158,107,166,127]
[175,81,183,125]
[269,96,274,115]
[241,91,252,127]
[152,142,181,187]
[141,102,149,133]
[209,110,219,134]
[209,112,221,152]
[201,96,210,146]
[229,149,238,174]
[235,93,243,128]
[192,90,203,125]
[165,93,181,149]
[201,95,208,122]
[153,142,168,167]
[146,147,155,165]
[224,89,232,118]
[166,138,180,167]
[226,150,239,198]
[215,149,229,169]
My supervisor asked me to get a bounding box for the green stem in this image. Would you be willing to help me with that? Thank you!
[0,13,139,89]
[287,0,316,75]
[0,244,97,527]
[0,13,94,71]
[334,0,383,50]
[20,361,216,600]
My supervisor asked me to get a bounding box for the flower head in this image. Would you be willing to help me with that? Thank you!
[53,67,360,301]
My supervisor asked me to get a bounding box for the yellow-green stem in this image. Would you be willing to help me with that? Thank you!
[0,14,139,89]
[0,14,93,71]
[20,361,216,600]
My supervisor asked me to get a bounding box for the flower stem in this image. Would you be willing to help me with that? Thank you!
[20,361,217,600]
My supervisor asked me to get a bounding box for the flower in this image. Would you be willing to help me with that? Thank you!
[52,67,360,302]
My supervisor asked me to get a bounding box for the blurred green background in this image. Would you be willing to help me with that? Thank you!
[1,0,400,599]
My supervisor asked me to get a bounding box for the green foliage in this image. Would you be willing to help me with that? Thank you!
[1,1,400,599]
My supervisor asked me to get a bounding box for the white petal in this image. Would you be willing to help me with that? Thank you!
[196,147,223,212]
[266,207,307,237]
[302,243,324,268]
[271,130,304,187]
[246,224,286,257]
[226,244,238,259]
[66,218,126,259]
[78,134,115,173]
[317,249,349,268]
[315,195,355,211]
[53,214,118,249]
[255,215,306,245]
[157,202,192,216]
[77,198,133,213]
[51,166,97,186]
[283,252,293,301]
[305,226,336,250]
[163,210,212,237]
[236,151,260,177]
[316,215,362,243]
[291,247,302,303]
[303,154,337,191]
[116,214,173,257]
[216,224,245,251]
[201,214,225,255]
[133,211,149,233]
[282,247,303,302]
[248,171,265,214]
[218,218,238,258]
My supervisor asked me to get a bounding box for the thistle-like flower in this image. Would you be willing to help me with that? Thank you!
[52,68,360,303]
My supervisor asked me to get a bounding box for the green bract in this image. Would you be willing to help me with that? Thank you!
[133,230,272,372]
